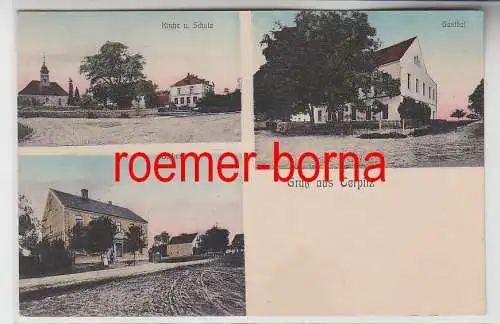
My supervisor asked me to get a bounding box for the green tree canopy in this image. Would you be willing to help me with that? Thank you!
[255,10,400,122]
[80,41,146,108]
[18,194,40,252]
[86,217,117,256]
[450,108,467,119]
[468,78,484,118]
[199,225,229,253]
[126,224,146,265]
[397,96,431,121]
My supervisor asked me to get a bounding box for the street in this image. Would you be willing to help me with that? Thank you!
[20,262,245,316]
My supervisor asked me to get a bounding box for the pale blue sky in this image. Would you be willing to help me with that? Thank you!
[17,11,241,94]
[18,155,242,244]
[252,10,484,118]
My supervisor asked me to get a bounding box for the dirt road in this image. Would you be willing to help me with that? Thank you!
[18,113,240,146]
[20,263,245,316]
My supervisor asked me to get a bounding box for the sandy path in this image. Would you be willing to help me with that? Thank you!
[18,113,240,146]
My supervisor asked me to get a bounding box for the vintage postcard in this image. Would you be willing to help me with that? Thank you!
[17,11,242,147]
[253,10,484,168]
[18,155,244,316]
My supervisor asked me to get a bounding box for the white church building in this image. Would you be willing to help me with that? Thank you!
[18,56,69,107]
[291,36,438,124]
[169,73,214,108]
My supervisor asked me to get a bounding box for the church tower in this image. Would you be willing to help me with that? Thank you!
[40,54,50,87]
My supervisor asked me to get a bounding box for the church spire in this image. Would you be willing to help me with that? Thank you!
[40,53,49,87]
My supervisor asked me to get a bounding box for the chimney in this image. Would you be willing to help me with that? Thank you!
[81,189,89,200]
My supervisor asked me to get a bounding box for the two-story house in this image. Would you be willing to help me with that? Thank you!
[170,73,214,108]
[291,36,438,124]
[41,188,148,260]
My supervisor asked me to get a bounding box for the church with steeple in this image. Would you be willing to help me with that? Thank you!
[18,55,69,107]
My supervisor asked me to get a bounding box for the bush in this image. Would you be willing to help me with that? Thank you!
[18,122,33,141]
[20,239,73,278]
[397,96,431,121]
[86,111,98,119]
[119,112,130,118]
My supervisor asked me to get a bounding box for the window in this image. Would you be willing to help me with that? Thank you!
[416,78,420,93]
[116,221,121,233]
[414,55,420,66]
[189,86,194,94]
[351,107,357,121]
[187,97,191,104]
[423,83,426,96]
[174,98,178,104]
[382,105,389,120]
[177,88,181,95]
[317,109,322,122]
[180,97,185,105]
[75,215,83,226]
[429,86,431,99]
[58,98,62,106]
[193,96,198,103]
[407,73,411,89]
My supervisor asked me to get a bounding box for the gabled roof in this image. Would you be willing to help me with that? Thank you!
[50,188,147,223]
[231,234,244,247]
[18,80,68,96]
[169,233,198,245]
[171,73,212,87]
[374,36,416,67]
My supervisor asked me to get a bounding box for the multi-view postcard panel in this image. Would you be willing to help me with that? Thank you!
[17,9,484,318]
[254,10,484,169]
[17,11,241,146]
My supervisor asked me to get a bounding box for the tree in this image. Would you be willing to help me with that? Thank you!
[468,78,484,118]
[125,224,146,265]
[135,79,159,108]
[67,78,74,105]
[18,194,40,253]
[256,11,400,123]
[74,87,80,105]
[79,41,146,108]
[199,225,229,253]
[86,217,117,263]
[397,96,431,121]
[68,223,88,253]
[450,108,467,120]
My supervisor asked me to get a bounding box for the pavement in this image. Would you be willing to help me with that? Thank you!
[19,259,214,294]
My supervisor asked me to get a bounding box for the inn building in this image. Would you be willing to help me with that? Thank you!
[41,188,148,259]
[170,73,214,108]
[291,36,438,123]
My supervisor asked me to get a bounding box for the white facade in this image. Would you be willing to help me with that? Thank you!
[290,37,438,124]
[170,78,214,108]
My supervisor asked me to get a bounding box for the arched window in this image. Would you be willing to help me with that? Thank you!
[75,215,83,226]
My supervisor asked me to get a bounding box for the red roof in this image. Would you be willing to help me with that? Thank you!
[18,80,68,96]
[374,37,416,67]
[171,73,212,87]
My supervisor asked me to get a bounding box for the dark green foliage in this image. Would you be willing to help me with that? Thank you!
[18,194,39,252]
[80,41,146,108]
[197,89,241,112]
[199,225,230,253]
[254,10,400,121]
[468,78,484,117]
[18,123,34,142]
[450,108,467,119]
[397,96,431,121]
[86,217,117,255]
[74,87,80,104]
[67,78,74,105]
[68,223,88,252]
[125,224,146,265]
[135,79,159,108]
